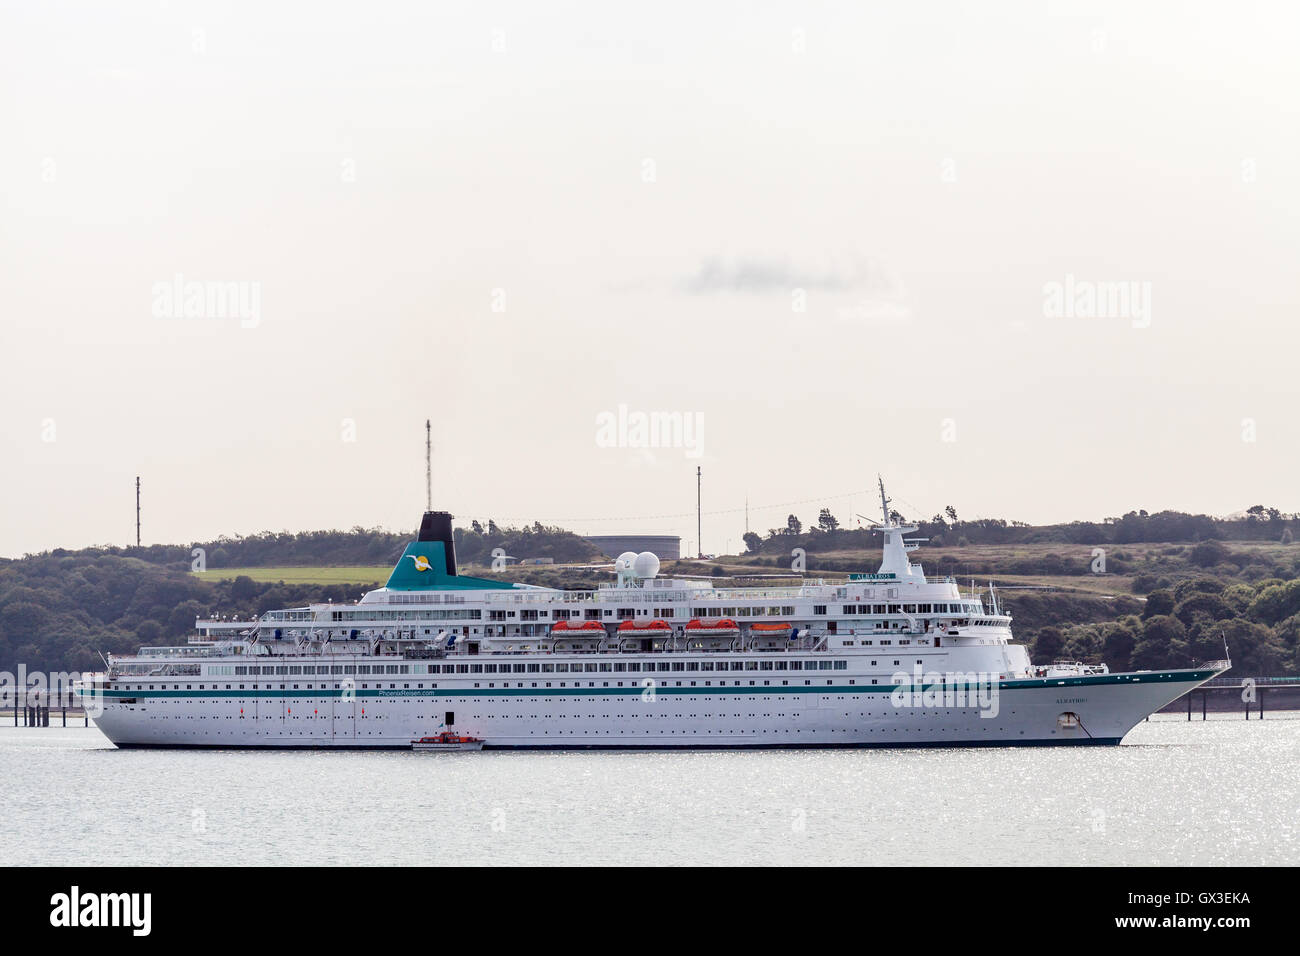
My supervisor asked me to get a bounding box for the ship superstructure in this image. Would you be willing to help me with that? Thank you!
[77,482,1228,749]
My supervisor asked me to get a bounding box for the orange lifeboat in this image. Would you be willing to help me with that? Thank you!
[550,620,607,636]
[750,622,793,635]
[684,617,740,636]
[616,619,672,634]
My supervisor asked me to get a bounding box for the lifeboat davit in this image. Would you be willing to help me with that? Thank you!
[616,619,673,634]
[550,621,607,636]
[684,618,740,636]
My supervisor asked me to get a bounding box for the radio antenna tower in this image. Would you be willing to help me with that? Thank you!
[425,419,432,511]
[696,466,703,559]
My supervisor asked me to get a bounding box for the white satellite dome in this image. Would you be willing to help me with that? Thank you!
[615,551,638,573]
[633,551,661,579]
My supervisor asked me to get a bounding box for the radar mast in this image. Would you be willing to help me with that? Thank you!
[873,475,927,583]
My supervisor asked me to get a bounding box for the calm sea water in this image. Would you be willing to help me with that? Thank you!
[2,714,1296,866]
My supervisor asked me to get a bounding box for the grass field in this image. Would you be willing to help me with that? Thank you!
[195,566,392,585]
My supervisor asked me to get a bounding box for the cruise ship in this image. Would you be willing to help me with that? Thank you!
[76,483,1229,749]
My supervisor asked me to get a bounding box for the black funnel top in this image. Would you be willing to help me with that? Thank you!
[416,511,457,576]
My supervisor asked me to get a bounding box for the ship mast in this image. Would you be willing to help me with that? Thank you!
[873,475,927,583]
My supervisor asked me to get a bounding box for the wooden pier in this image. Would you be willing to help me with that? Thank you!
[1160,676,1299,720]
[2,689,90,727]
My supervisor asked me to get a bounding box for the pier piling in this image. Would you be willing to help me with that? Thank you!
[4,691,87,728]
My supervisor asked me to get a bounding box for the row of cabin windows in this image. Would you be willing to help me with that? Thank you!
[837,603,975,615]
[489,607,800,621]
[683,604,981,618]
[318,602,988,630]
[690,607,796,617]
[126,665,919,692]
[416,659,851,674]
[226,658,871,679]
[475,678,861,689]
[329,609,480,621]
[326,602,986,622]
[234,664,410,675]
[323,603,988,627]
[144,660,870,689]
[126,683,432,691]
[134,678,875,691]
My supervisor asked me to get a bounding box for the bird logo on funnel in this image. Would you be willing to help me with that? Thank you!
[407,554,432,572]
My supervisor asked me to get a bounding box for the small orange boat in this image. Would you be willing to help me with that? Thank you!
[411,732,485,751]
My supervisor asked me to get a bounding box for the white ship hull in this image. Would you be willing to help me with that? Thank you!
[81,664,1221,750]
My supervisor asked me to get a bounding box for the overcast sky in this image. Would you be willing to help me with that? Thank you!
[2,1,1297,558]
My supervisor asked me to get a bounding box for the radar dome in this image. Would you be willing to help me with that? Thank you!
[615,551,638,573]
[633,551,661,579]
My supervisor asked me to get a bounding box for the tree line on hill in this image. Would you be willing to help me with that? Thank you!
[755,538,1299,587]
[742,506,1298,554]
[0,520,600,677]
[451,522,604,566]
[2,508,1298,677]
[29,520,603,573]
[0,553,366,678]
[1010,576,1300,676]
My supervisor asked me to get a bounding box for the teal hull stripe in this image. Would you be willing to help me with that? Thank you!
[84,669,1216,701]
